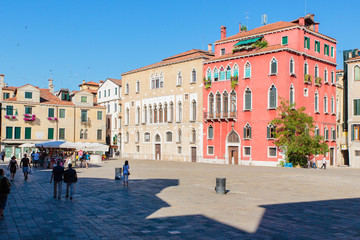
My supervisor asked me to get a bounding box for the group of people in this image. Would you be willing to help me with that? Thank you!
[7,154,33,181]
[308,158,327,169]
[50,161,78,200]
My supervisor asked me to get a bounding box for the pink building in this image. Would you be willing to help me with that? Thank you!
[203,14,337,166]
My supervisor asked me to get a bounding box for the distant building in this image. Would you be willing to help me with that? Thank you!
[335,69,347,165]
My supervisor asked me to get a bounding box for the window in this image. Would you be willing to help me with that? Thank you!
[25,107,32,114]
[304,36,310,49]
[191,129,196,143]
[136,146,140,152]
[216,92,221,117]
[6,127,13,139]
[48,128,54,140]
[208,125,213,139]
[14,127,21,139]
[353,125,360,141]
[331,71,335,84]
[81,110,88,122]
[315,91,319,112]
[81,96,87,103]
[230,91,236,116]
[163,103,167,123]
[154,105,157,123]
[331,96,335,114]
[48,108,54,118]
[213,68,219,81]
[25,127,31,139]
[159,105,163,123]
[108,89,110,97]
[104,90,106,97]
[177,71,182,86]
[125,83,129,94]
[304,88,308,97]
[208,146,214,155]
[324,127,329,141]
[6,106,13,116]
[155,134,161,142]
[136,81,140,93]
[315,40,320,53]
[270,58,277,75]
[244,62,251,78]
[115,87,118,95]
[59,109,65,118]
[25,92,32,99]
[191,69,197,83]
[61,92,69,100]
[114,103,117,112]
[149,106,153,123]
[178,146,182,154]
[219,66,225,81]
[178,129,182,143]
[233,64,239,77]
[290,84,295,106]
[354,99,360,116]
[315,65,319,78]
[80,129,84,139]
[315,125,320,136]
[289,58,294,75]
[177,102,181,122]
[208,93,214,117]
[244,88,252,110]
[3,92,10,99]
[221,48,225,55]
[206,69,211,82]
[244,147,251,156]
[126,131,129,143]
[243,123,251,139]
[97,111,102,120]
[331,46,334,57]
[324,44,329,56]
[126,108,129,125]
[268,85,277,109]
[226,66,231,80]
[143,105,147,124]
[166,132,172,142]
[324,95,328,113]
[136,107,140,124]
[355,66,360,81]
[304,61,308,75]
[97,129,102,140]
[331,128,336,141]
[223,92,228,117]
[267,125,275,139]
[268,147,277,157]
[160,73,164,88]
[282,36,288,45]
[144,132,150,142]
[324,68,328,83]
[135,131,140,143]
[356,150,360,156]
[191,100,197,121]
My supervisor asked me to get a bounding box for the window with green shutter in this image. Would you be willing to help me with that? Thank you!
[59,109,65,118]
[331,46,334,57]
[97,129,102,140]
[324,44,329,56]
[6,127,13,139]
[282,36,288,45]
[97,111,102,120]
[81,110,88,122]
[14,127,21,139]
[48,108,54,117]
[315,40,320,53]
[243,124,251,139]
[25,92,32,99]
[48,128,54,139]
[269,85,277,109]
[81,96,87,103]
[6,106,13,116]
[25,107,32,114]
[25,127,31,139]
[3,93,9,99]
[304,36,310,49]
[244,88,252,110]
[354,99,360,115]
[59,128,65,140]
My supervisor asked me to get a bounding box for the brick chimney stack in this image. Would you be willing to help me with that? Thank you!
[239,23,242,33]
[314,23,319,32]
[299,17,305,26]
[221,26,227,39]
[48,79,54,94]
[0,74,4,87]
[208,44,212,53]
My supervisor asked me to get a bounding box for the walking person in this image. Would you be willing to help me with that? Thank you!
[7,156,19,181]
[0,169,11,220]
[320,158,327,170]
[32,151,40,168]
[64,164,77,200]
[85,152,90,169]
[50,160,64,199]
[20,154,31,180]
[1,149,5,162]
[312,159,317,169]
[123,160,130,187]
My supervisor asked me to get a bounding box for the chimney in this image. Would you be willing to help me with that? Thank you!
[349,52,353,59]
[48,79,54,94]
[208,44,212,53]
[299,17,305,26]
[0,74,4,87]
[221,26,227,39]
[239,23,242,33]
[314,23,319,32]
[82,80,85,84]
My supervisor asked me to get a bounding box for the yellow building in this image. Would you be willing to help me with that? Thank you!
[121,49,213,162]
[0,79,106,159]
[335,69,347,165]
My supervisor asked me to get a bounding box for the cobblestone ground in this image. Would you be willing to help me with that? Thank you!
[1,159,360,239]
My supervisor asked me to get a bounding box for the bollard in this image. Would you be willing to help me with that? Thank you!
[115,168,122,180]
[215,178,226,194]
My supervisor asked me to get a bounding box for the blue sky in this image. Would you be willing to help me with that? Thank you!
[0,0,358,91]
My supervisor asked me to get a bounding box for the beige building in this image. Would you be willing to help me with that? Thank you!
[121,49,213,162]
[0,78,106,159]
[346,56,360,167]
[336,69,347,165]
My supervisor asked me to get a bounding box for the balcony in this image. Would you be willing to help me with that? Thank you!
[81,118,91,125]
[304,74,312,84]
[204,111,237,122]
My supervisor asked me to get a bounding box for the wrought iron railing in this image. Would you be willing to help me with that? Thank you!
[203,111,237,120]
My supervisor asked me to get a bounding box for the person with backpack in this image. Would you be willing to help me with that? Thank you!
[64,164,77,200]
[0,168,11,220]
[7,156,19,181]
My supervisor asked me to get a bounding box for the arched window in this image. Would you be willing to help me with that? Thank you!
[216,92,221,117]
[191,128,196,142]
[324,94,328,113]
[270,58,277,75]
[136,106,140,124]
[290,57,294,74]
[244,62,251,78]
[213,67,219,81]
[135,131,140,143]
[126,108,129,125]
[267,124,275,139]
[331,95,335,114]
[166,131,172,142]
[178,128,182,143]
[268,85,277,109]
[226,65,231,80]
[191,100,197,121]
[177,71,182,86]
[315,64,319,78]
[154,105,157,123]
[155,134,161,142]
[324,68,328,83]
[244,123,251,139]
[230,91,237,117]
[233,64,239,77]
[144,132,150,142]
[315,125,319,136]
[208,125,214,139]
[177,101,182,122]
[209,93,214,118]
[143,105,147,124]
[164,103,167,122]
[223,91,228,117]
[206,68,211,81]
[125,82,129,94]
[80,129,84,139]
[290,84,295,106]
[355,66,360,81]
[149,105,153,123]
[136,80,140,93]
[160,72,164,88]
[304,61,308,75]
[244,88,252,110]
[331,70,335,84]
[159,104,163,123]
[324,126,329,141]
[155,73,160,89]
[219,66,225,81]
[126,131,129,143]
[315,91,319,112]
[170,102,174,122]
[191,68,197,83]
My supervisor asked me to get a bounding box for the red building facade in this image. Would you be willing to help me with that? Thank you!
[203,14,337,166]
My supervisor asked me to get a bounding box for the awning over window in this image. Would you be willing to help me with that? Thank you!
[234,37,262,46]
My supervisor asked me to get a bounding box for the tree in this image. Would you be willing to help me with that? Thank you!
[241,25,248,31]
[270,99,329,167]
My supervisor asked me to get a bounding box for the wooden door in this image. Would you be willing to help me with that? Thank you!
[155,144,161,160]
[228,146,239,165]
[330,148,334,166]
[191,147,196,162]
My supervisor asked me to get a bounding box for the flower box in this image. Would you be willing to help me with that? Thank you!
[48,117,58,121]
[5,115,16,119]
[24,114,36,122]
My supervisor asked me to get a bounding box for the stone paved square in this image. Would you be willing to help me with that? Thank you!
[1,159,360,239]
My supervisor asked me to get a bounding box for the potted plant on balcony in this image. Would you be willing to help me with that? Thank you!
[304,74,312,84]
[47,117,58,121]
[203,77,211,89]
[4,115,16,119]
[24,114,36,122]
[231,76,238,89]
[315,77,322,86]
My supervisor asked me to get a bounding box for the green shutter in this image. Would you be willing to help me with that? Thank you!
[267,126,270,138]
[48,128,54,140]
[282,36,288,45]
[6,106,13,116]
[245,93,251,110]
[304,37,306,48]
[6,127,13,139]
[59,109,65,118]
[14,127,21,139]
[249,126,252,139]
[48,108,54,117]
[243,127,246,138]
[59,129,65,139]
[331,47,334,57]
[25,127,31,139]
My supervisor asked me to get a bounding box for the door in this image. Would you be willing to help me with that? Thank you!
[155,144,161,160]
[191,147,197,162]
[15,147,21,160]
[330,148,334,166]
[228,146,239,165]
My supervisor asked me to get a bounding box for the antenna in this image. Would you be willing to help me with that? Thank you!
[305,0,307,15]
[245,12,249,28]
[262,14,268,25]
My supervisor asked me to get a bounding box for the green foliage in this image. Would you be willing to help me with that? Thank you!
[203,77,211,89]
[278,160,285,167]
[271,99,329,167]
[315,77,322,86]
[304,74,312,84]
[252,40,268,49]
[231,76,238,89]
[241,25,248,31]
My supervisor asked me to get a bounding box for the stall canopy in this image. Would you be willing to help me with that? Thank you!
[19,143,36,148]
[74,142,109,152]
[35,141,76,149]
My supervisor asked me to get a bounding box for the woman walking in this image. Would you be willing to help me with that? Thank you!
[7,156,19,181]
[123,160,130,187]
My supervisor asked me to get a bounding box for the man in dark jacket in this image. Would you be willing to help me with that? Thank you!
[64,164,77,200]
[50,161,64,199]
[0,169,11,220]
